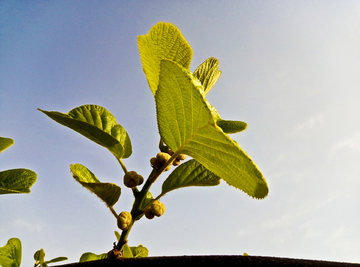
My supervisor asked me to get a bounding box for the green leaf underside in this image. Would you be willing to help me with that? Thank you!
[70,163,121,207]
[0,137,14,153]
[138,21,193,96]
[0,238,21,267]
[161,159,220,196]
[156,59,268,199]
[79,252,108,262]
[0,169,37,194]
[193,57,222,95]
[38,105,131,159]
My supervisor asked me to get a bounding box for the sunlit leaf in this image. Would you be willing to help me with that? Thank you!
[122,244,133,258]
[138,21,193,95]
[161,159,220,196]
[0,238,21,267]
[79,252,107,262]
[70,163,121,207]
[193,57,221,95]
[38,105,132,159]
[0,137,14,153]
[130,245,148,258]
[156,59,268,199]
[0,169,37,194]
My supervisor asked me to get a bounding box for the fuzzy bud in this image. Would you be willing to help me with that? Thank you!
[150,200,165,217]
[123,171,143,188]
[150,152,172,171]
[176,154,187,161]
[117,211,132,230]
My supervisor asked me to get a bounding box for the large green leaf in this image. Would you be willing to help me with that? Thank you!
[138,22,193,96]
[38,105,131,159]
[161,159,220,196]
[0,137,14,153]
[0,169,37,194]
[156,59,268,199]
[70,163,121,207]
[0,238,21,267]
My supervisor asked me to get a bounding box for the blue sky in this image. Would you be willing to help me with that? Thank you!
[1,1,360,265]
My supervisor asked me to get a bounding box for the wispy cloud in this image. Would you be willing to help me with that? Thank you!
[291,114,324,134]
[14,219,42,233]
[330,131,360,156]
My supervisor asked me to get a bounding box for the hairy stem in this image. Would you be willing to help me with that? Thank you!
[117,157,128,174]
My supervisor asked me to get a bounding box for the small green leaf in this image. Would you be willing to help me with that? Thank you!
[156,59,268,199]
[138,22,193,96]
[34,248,45,266]
[114,231,121,242]
[122,244,133,258]
[161,159,220,196]
[0,169,37,194]
[44,257,68,264]
[139,191,154,212]
[79,252,107,262]
[0,238,21,267]
[70,163,121,207]
[130,245,148,258]
[38,105,132,159]
[0,137,14,153]
[216,119,248,134]
[193,57,222,95]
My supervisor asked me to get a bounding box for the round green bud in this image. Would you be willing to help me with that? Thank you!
[123,171,144,188]
[176,154,187,161]
[117,211,132,230]
[150,200,165,217]
[156,152,171,165]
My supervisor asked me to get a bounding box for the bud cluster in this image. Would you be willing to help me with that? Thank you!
[117,211,132,230]
[123,171,144,188]
[168,149,187,166]
[150,151,187,170]
[150,152,172,171]
[144,200,165,219]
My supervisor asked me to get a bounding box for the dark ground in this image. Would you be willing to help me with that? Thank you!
[56,255,360,267]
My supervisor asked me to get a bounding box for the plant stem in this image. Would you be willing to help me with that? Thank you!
[117,157,128,174]
[109,206,119,219]
[115,150,181,251]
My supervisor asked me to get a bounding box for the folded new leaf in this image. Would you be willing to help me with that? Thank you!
[0,169,37,194]
[70,163,121,207]
[156,59,268,199]
[38,105,132,159]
